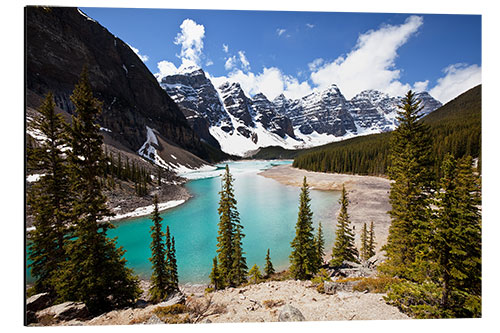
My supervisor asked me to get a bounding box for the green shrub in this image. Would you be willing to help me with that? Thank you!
[311,268,332,293]
[153,304,190,324]
[384,281,448,319]
[352,276,400,293]
[263,299,285,309]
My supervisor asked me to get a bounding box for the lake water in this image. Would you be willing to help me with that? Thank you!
[27,160,340,284]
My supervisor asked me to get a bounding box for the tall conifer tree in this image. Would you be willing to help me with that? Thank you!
[55,68,140,314]
[360,222,369,261]
[289,177,318,279]
[433,154,481,316]
[27,92,72,295]
[331,185,359,266]
[381,90,434,280]
[232,225,248,285]
[165,226,179,293]
[210,257,222,290]
[148,195,169,302]
[215,165,246,287]
[264,248,275,278]
[314,222,325,267]
[368,221,376,259]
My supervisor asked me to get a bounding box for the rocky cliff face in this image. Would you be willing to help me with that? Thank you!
[280,84,358,136]
[26,6,216,162]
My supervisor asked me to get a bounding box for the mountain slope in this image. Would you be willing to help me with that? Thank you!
[26,6,227,165]
[291,85,481,176]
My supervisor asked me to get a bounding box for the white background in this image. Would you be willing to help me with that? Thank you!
[2,0,497,332]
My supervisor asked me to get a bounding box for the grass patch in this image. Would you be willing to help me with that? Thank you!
[262,299,285,309]
[351,276,401,293]
[153,304,190,324]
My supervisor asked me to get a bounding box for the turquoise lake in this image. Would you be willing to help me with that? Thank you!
[27,160,340,284]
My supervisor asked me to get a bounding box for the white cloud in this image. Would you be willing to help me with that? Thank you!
[205,59,214,66]
[222,44,229,53]
[277,28,286,36]
[127,44,149,62]
[308,58,324,71]
[310,15,424,99]
[210,67,313,101]
[429,63,481,103]
[306,23,315,28]
[174,18,205,66]
[224,55,237,71]
[155,60,178,79]
[238,51,250,71]
[154,19,206,80]
[413,80,429,92]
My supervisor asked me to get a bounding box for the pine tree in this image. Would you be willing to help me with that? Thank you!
[27,92,72,295]
[433,154,481,317]
[264,248,275,278]
[360,222,369,261]
[330,184,359,267]
[54,68,140,314]
[215,165,246,287]
[164,226,179,293]
[209,257,222,290]
[232,225,248,286]
[381,90,434,280]
[314,222,325,267]
[368,221,376,259]
[148,195,169,302]
[248,264,262,284]
[289,177,318,280]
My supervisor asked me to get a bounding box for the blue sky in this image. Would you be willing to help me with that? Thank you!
[81,7,481,103]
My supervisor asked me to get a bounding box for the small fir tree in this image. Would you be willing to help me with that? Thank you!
[289,177,318,280]
[314,222,325,267]
[264,248,275,278]
[367,221,376,259]
[360,222,369,261]
[248,264,262,284]
[209,257,222,290]
[330,184,359,267]
[27,92,72,295]
[54,68,140,314]
[165,226,179,293]
[148,195,169,302]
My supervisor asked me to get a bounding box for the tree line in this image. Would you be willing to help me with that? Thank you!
[27,68,179,316]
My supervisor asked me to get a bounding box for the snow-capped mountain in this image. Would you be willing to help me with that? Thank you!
[159,68,442,156]
[277,84,357,137]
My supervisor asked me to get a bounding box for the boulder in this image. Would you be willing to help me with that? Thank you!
[26,292,52,312]
[145,314,164,325]
[367,251,387,268]
[36,301,89,322]
[155,291,185,308]
[323,281,357,294]
[278,304,305,322]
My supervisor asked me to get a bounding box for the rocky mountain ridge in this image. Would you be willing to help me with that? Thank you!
[26,6,226,170]
[160,68,442,156]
